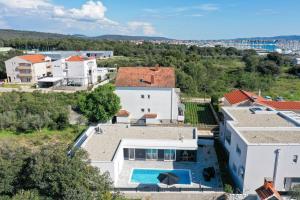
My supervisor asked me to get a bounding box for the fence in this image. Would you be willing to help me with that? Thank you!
[114,187,224,193]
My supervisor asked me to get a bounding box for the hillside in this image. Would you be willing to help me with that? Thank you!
[0,29,173,41]
[92,34,172,41]
[0,29,72,40]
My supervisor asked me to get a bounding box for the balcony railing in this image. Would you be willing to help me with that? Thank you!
[18,66,31,70]
[18,73,32,77]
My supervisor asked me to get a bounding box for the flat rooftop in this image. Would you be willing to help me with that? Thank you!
[223,107,300,144]
[239,130,300,144]
[225,108,296,127]
[82,125,196,161]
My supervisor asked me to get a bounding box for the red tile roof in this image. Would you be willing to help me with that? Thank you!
[66,56,94,62]
[115,67,175,88]
[19,54,47,64]
[116,110,130,117]
[224,89,265,105]
[224,89,300,111]
[143,113,157,119]
[256,181,281,200]
[260,101,300,111]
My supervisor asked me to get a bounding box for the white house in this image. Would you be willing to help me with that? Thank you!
[73,124,198,186]
[293,58,300,65]
[220,106,300,194]
[50,55,97,87]
[115,66,184,124]
[5,54,51,83]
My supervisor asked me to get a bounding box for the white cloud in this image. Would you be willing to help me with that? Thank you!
[128,21,156,36]
[0,0,51,9]
[0,0,159,36]
[197,4,219,11]
[187,14,204,17]
[53,1,117,25]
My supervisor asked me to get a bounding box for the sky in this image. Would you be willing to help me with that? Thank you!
[0,0,299,40]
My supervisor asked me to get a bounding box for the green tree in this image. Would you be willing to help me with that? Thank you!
[0,145,125,200]
[78,84,121,123]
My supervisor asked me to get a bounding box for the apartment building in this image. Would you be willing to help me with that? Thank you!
[5,54,51,83]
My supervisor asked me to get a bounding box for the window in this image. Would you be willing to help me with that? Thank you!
[141,94,144,98]
[236,145,241,156]
[141,108,145,112]
[148,94,150,99]
[238,166,245,179]
[164,149,176,161]
[225,131,231,144]
[293,155,298,163]
[232,163,237,173]
[148,108,151,112]
[146,149,158,160]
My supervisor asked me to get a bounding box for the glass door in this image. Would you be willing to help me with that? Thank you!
[129,148,135,160]
[164,149,176,161]
[146,149,158,160]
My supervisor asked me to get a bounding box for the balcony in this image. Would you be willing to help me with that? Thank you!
[18,73,32,77]
[18,66,31,70]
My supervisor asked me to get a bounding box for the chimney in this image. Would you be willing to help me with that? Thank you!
[154,64,160,71]
[151,75,155,84]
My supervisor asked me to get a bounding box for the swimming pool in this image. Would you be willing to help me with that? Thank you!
[130,168,191,184]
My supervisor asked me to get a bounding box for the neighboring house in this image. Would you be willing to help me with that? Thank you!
[223,89,265,107]
[220,106,300,194]
[256,179,282,200]
[37,51,113,60]
[293,58,300,65]
[0,47,14,54]
[74,124,198,186]
[49,55,97,87]
[115,66,184,124]
[223,89,300,113]
[5,54,51,83]
[97,67,117,82]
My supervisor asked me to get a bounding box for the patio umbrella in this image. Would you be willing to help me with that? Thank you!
[157,172,179,185]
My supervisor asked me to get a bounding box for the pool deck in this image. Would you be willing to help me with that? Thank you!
[116,146,223,189]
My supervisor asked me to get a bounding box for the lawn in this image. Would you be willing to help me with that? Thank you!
[184,103,217,126]
[264,75,300,101]
[0,125,87,148]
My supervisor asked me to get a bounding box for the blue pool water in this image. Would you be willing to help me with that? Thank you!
[131,169,191,184]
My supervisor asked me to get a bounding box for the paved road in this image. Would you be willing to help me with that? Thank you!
[0,87,76,93]
[0,80,110,93]
[124,192,226,200]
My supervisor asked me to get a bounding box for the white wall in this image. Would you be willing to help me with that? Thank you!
[116,116,130,123]
[32,62,48,82]
[115,87,179,122]
[226,125,248,192]
[244,144,300,193]
[5,57,27,83]
[66,59,97,86]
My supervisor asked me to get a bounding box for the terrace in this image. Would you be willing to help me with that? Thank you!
[116,146,223,190]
